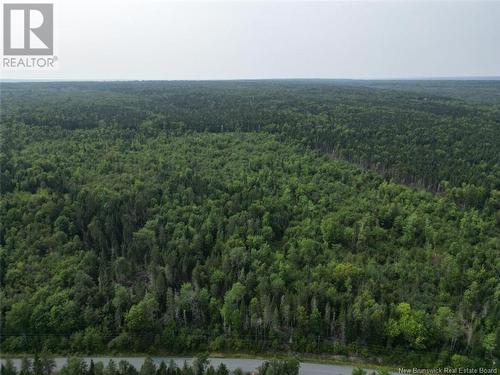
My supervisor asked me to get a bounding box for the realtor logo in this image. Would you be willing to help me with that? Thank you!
[3,3,53,55]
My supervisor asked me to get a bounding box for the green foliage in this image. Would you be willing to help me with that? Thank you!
[59,358,87,375]
[352,368,367,375]
[139,357,156,375]
[126,294,159,332]
[386,303,428,349]
[257,358,299,375]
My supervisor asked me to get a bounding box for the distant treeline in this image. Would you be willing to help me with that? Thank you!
[2,81,499,195]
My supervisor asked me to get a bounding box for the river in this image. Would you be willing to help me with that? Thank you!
[0,356,395,375]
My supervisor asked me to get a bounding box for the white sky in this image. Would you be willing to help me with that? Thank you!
[1,0,500,80]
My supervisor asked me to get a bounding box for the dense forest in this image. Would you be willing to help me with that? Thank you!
[2,80,499,193]
[0,81,499,367]
[333,79,500,106]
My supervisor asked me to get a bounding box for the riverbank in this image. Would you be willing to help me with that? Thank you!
[0,351,397,372]
[0,355,398,375]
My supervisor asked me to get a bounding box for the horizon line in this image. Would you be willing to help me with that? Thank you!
[2,76,500,83]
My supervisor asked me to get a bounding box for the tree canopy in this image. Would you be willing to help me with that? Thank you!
[0,80,499,367]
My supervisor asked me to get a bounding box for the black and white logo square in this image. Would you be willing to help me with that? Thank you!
[3,3,53,55]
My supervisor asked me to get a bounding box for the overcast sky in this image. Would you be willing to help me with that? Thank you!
[1,0,500,80]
